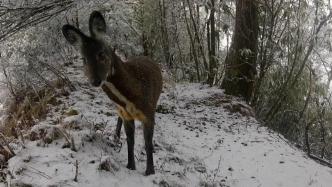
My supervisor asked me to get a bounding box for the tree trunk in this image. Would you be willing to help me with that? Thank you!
[207,0,217,86]
[186,0,208,72]
[305,123,311,155]
[142,33,150,56]
[183,2,201,81]
[320,122,326,159]
[159,0,172,68]
[221,0,259,101]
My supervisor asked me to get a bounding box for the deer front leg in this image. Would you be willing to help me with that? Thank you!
[115,117,122,138]
[123,120,135,170]
[143,120,155,175]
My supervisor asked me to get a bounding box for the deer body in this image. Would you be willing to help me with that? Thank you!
[102,55,162,122]
[62,11,162,175]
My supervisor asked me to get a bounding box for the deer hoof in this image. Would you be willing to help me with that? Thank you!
[126,163,136,170]
[145,168,155,176]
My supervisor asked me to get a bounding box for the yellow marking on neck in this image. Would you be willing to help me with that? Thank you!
[102,81,146,122]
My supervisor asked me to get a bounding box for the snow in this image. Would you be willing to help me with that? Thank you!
[0,89,8,131]
[4,64,332,187]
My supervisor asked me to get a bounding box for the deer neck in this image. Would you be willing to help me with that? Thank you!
[101,50,134,108]
[101,51,146,121]
[106,50,128,84]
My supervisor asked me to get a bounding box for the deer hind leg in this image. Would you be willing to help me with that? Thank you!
[143,119,155,175]
[123,119,135,170]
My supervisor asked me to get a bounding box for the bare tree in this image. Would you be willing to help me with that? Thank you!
[0,0,74,41]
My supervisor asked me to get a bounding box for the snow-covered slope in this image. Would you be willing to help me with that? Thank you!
[6,64,332,187]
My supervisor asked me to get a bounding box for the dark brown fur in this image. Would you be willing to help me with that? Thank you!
[62,11,162,175]
[106,54,162,117]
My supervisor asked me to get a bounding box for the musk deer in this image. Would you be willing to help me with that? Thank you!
[62,11,162,175]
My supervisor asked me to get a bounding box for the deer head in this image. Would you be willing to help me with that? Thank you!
[62,11,111,87]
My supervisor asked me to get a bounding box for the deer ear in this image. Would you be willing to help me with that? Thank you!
[89,11,106,38]
[62,24,85,50]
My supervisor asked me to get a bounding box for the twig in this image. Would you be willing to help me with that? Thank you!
[55,127,77,152]
[55,127,71,144]
[0,144,12,158]
[73,160,78,182]
[70,136,77,152]
[16,128,26,148]
[27,166,52,179]
[0,133,15,156]
[0,0,74,41]
[212,155,222,183]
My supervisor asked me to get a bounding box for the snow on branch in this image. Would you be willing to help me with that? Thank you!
[0,0,74,41]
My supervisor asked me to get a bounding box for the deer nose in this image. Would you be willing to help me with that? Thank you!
[92,79,102,87]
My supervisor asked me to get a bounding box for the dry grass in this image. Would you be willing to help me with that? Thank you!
[2,80,67,137]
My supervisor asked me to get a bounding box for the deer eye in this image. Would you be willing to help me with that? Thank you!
[97,52,106,62]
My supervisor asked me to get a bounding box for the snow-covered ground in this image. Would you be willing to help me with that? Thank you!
[4,64,332,187]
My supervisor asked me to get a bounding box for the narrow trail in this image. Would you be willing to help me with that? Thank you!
[5,65,332,187]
